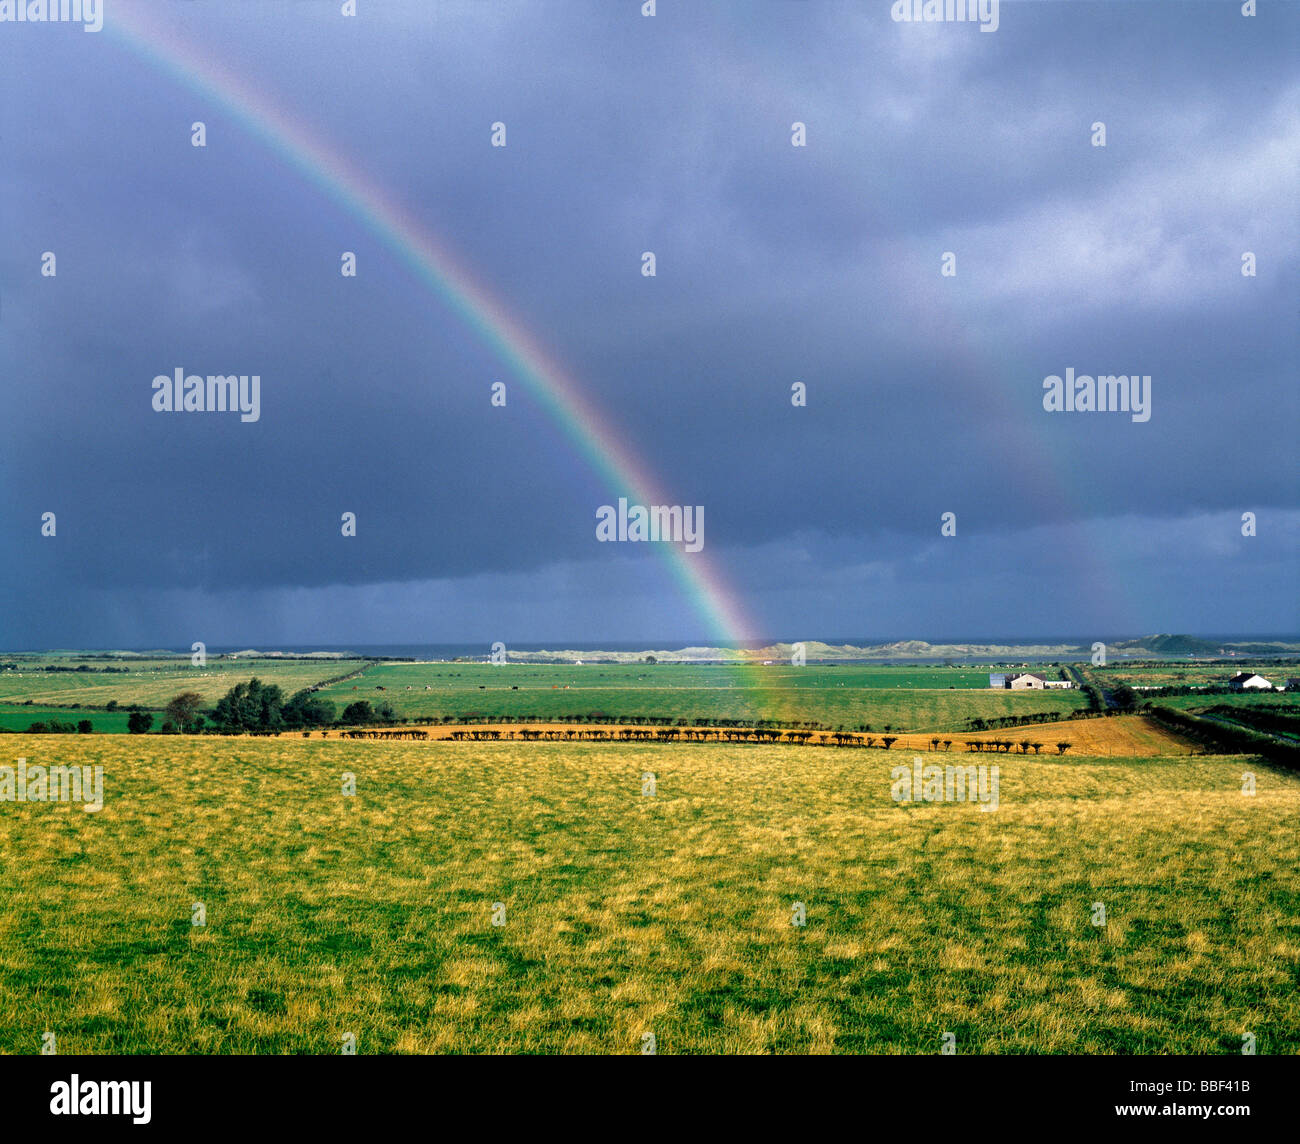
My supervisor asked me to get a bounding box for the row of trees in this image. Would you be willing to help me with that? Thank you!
[21,718,94,734]
[443,727,889,745]
[207,679,353,732]
[1148,705,1300,770]
[2,663,127,673]
[127,680,398,734]
[323,710,896,733]
[964,739,1071,754]
[1203,705,1300,737]
[435,727,1076,752]
[965,708,1118,732]
[440,712,841,730]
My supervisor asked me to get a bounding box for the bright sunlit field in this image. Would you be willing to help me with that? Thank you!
[2,734,1296,1054]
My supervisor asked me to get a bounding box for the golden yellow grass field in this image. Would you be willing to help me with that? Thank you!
[1,735,1296,1053]
[936,715,1196,756]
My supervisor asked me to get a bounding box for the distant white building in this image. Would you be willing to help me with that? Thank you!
[1228,672,1273,691]
[990,672,1068,689]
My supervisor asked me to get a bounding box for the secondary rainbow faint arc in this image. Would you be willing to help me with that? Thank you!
[106,5,773,667]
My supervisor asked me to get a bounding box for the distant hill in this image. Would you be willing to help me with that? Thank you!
[11,637,1298,663]
[503,639,1099,663]
[1115,634,1299,657]
[1121,634,1225,656]
[500,635,1300,663]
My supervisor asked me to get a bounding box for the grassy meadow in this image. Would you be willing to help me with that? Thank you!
[1097,662,1296,689]
[0,657,370,709]
[315,662,1088,730]
[1156,692,1300,714]
[1,734,1297,1054]
[0,706,132,733]
[0,657,370,736]
[0,659,1093,733]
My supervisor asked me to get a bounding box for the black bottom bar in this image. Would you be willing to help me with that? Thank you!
[5,1053,1291,1133]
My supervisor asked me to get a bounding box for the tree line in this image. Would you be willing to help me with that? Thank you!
[127,678,396,734]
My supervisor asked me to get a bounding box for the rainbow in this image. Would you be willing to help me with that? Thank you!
[102,6,1128,711]
[103,3,808,710]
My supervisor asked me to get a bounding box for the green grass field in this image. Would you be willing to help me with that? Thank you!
[0,658,370,709]
[1,735,1296,1054]
[316,663,1088,730]
[1098,663,1297,689]
[1156,693,1300,714]
[0,706,132,733]
[8,657,1300,736]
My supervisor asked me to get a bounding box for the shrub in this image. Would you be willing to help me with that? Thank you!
[341,701,374,725]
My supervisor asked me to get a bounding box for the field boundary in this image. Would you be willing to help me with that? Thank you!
[205,713,1200,757]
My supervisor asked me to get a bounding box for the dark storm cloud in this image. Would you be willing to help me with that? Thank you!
[1,1,1296,646]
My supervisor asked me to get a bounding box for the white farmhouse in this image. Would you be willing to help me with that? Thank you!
[991,672,1070,689]
[1228,672,1273,691]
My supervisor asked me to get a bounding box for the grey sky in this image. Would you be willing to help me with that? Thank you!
[1,0,1296,647]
